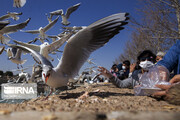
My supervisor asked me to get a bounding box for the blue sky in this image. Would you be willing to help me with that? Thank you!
[0,0,142,75]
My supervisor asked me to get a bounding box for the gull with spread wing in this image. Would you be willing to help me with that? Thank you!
[9,13,129,90]
[21,17,59,42]
[0,12,22,21]
[13,33,73,61]
[7,47,27,69]
[13,0,26,8]
[0,18,31,44]
[48,3,81,26]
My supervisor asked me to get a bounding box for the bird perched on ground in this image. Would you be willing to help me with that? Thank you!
[0,12,22,21]
[12,33,73,61]
[0,18,31,44]
[13,0,27,8]
[9,13,129,91]
[21,17,59,42]
[48,3,81,26]
[7,47,27,69]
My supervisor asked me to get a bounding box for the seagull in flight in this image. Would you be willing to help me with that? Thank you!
[13,0,27,8]
[0,12,22,21]
[21,17,59,42]
[12,33,73,61]
[49,3,81,26]
[7,47,27,69]
[10,13,129,90]
[0,18,31,44]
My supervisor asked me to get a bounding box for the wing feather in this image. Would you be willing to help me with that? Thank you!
[0,15,10,21]
[8,44,53,67]
[65,3,81,19]
[47,33,73,53]
[43,16,59,32]
[55,13,129,77]
[13,40,40,52]
[0,18,31,34]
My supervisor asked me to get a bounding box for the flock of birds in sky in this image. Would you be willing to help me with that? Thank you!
[0,0,129,91]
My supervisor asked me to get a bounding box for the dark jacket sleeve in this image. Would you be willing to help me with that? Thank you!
[157,40,180,74]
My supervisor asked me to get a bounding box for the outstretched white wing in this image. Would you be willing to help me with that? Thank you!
[13,40,40,52]
[0,18,31,34]
[55,13,129,77]
[65,3,81,19]
[47,33,73,53]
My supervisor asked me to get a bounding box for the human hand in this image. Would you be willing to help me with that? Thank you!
[97,66,114,79]
[130,63,136,73]
[153,74,180,96]
[152,84,172,96]
[169,74,180,84]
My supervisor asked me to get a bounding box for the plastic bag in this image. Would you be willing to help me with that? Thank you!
[134,65,171,96]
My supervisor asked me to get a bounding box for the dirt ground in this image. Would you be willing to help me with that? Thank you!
[0,83,180,120]
[0,83,179,112]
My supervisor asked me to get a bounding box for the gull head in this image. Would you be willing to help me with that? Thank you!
[39,27,44,31]
[40,42,49,48]
[42,65,52,84]
[8,56,13,60]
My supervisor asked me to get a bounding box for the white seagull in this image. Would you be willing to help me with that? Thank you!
[49,3,81,26]
[0,12,22,21]
[13,33,73,61]
[13,0,27,8]
[10,13,129,89]
[21,17,59,42]
[7,47,27,69]
[0,18,31,44]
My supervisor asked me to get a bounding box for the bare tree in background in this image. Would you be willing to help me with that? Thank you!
[115,0,180,64]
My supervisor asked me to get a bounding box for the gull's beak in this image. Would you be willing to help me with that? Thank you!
[43,73,50,83]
